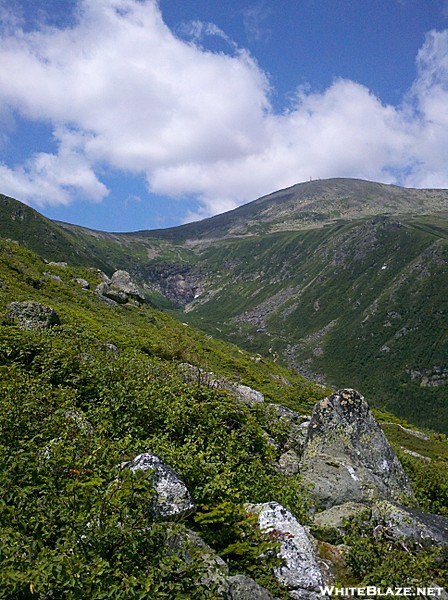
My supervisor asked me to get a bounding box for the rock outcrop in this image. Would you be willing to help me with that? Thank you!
[372,500,448,548]
[266,403,311,473]
[110,270,145,303]
[300,389,414,508]
[166,528,275,598]
[246,502,326,599]
[178,363,264,407]
[311,502,368,542]
[122,453,195,520]
[7,301,60,329]
[226,574,276,599]
[95,270,145,305]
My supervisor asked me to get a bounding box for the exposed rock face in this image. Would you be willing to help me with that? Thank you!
[178,363,264,407]
[372,500,448,548]
[278,449,301,475]
[300,389,414,509]
[226,574,276,599]
[166,528,229,596]
[95,270,145,305]
[141,263,203,306]
[246,502,326,599]
[123,453,195,520]
[312,502,368,542]
[267,403,310,462]
[7,301,60,329]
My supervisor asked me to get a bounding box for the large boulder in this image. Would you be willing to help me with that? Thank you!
[166,528,276,598]
[266,403,311,472]
[123,453,195,520]
[299,389,414,509]
[165,527,229,596]
[372,500,448,548]
[246,502,326,599]
[95,282,128,304]
[7,301,60,329]
[110,270,145,303]
[311,502,368,543]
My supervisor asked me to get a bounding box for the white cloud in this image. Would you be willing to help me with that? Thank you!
[0,0,448,217]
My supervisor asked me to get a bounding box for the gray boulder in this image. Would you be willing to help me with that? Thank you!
[111,270,145,303]
[372,500,448,548]
[75,278,90,289]
[178,363,264,406]
[267,403,311,463]
[123,453,195,520]
[7,301,60,329]
[223,382,264,407]
[300,389,414,509]
[166,527,229,596]
[95,282,128,304]
[312,502,369,542]
[246,502,325,599]
[226,574,276,599]
[165,529,276,598]
[43,272,63,283]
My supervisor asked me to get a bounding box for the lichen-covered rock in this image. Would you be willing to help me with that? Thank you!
[226,574,276,599]
[123,453,195,520]
[95,282,128,304]
[165,527,229,596]
[312,502,368,542]
[372,500,448,548]
[300,389,414,509]
[246,502,325,599]
[267,403,310,458]
[110,270,145,303]
[278,449,300,475]
[7,301,60,329]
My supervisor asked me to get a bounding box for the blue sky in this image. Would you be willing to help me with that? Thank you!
[1,0,448,232]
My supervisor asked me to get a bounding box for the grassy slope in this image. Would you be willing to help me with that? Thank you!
[182,216,448,432]
[1,191,447,432]
[0,238,327,597]
[1,238,447,596]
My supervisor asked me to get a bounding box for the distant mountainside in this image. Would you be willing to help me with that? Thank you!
[1,179,447,431]
[141,178,448,240]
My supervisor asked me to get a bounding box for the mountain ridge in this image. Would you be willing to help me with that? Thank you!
[1,179,447,431]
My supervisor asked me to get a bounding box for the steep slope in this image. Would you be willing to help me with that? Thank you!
[1,179,447,431]
[126,178,448,240]
[1,237,448,597]
[179,215,448,431]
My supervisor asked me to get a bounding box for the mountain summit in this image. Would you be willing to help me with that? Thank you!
[142,178,448,241]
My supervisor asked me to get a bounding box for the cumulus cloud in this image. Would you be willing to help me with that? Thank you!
[0,0,448,218]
